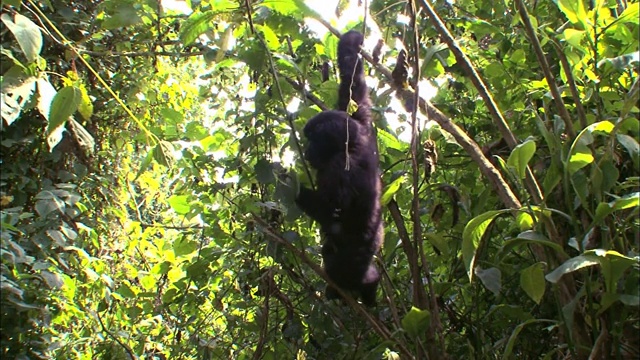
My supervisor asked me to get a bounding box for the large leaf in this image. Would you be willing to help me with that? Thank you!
[169,195,191,215]
[179,3,236,46]
[47,86,82,135]
[475,267,502,296]
[462,209,510,281]
[507,139,536,180]
[520,263,546,304]
[153,141,175,167]
[593,192,639,224]
[567,121,615,174]
[0,70,36,125]
[554,0,588,29]
[380,175,405,205]
[501,230,568,259]
[546,252,600,283]
[401,307,430,338]
[1,13,42,62]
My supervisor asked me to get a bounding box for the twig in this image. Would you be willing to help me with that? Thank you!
[243,0,314,189]
[514,0,576,138]
[284,77,330,111]
[80,49,208,57]
[251,214,414,359]
[551,40,588,130]
[96,311,137,360]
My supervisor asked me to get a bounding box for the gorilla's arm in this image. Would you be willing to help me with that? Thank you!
[295,186,335,225]
[337,30,371,126]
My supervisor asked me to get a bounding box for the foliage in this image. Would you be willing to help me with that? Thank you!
[1,0,638,359]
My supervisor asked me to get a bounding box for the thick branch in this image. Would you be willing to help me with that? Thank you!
[419,0,543,205]
[319,18,521,209]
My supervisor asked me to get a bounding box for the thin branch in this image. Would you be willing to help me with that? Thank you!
[514,0,576,138]
[388,200,426,305]
[251,214,414,359]
[551,40,588,130]
[80,49,208,57]
[244,1,314,189]
[284,77,330,111]
[96,311,137,360]
[418,0,543,205]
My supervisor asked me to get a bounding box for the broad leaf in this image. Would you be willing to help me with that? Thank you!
[554,0,588,29]
[475,267,502,296]
[1,13,42,62]
[401,307,430,338]
[507,139,536,180]
[520,263,546,304]
[462,209,510,281]
[169,195,191,215]
[48,86,82,135]
[380,175,405,205]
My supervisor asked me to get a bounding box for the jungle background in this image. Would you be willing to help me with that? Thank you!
[1,0,639,359]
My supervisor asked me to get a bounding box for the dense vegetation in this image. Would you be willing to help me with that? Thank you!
[1,0,638,359]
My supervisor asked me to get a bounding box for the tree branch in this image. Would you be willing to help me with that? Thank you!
[318,15,521,210]
[419,0,543,205]
[514,0,576,138]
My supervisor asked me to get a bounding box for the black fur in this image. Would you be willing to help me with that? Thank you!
[296,31,383,306]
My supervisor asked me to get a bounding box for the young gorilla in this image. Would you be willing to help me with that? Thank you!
[296,30,383,306]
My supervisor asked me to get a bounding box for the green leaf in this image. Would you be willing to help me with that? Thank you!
[174,237,197,257]
[3,0,21,7]
[101,4,142,30]
[169,195,191,215]
[259,0,317,19]
[615,2,640,25]
[567,143,593,174]
[554,0,588,29]
[520,263,546,304]
[507,139,536,180]
[545,254,599,283]
[255,159,276,184]
[591,249,639,293]
[377,129,403,150]
[515,211,534,231]
[475,267,502,296]
[462,209,510,281]
[48,86,82,135]
[562,29,586,49]
[501,230,569,258]
[34,190,65,218]
[256,24,279,50]
[401,307,430,338]
[153,141,175,167]
[380,175,404,205]
[1,13,42,63]
[567,121,615,174]
[502,319,555,359]
[346,99,359,116]
[616,134,640,159]
[179,4,235,46]
[116,283,136,298]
